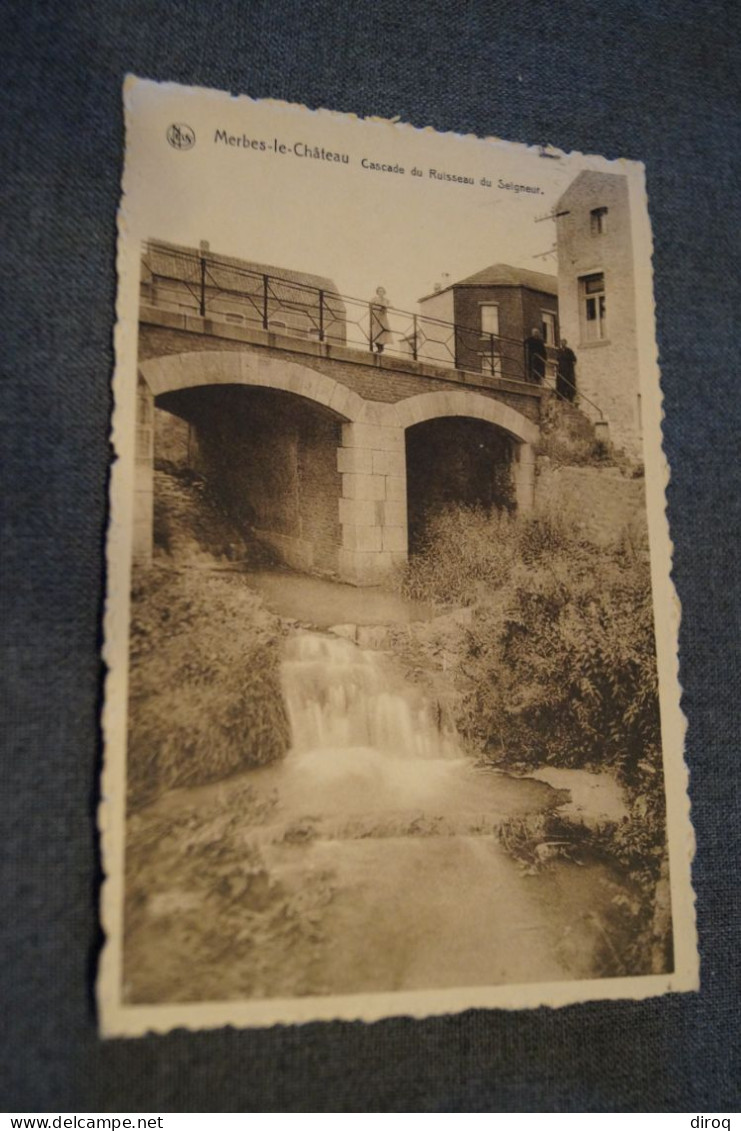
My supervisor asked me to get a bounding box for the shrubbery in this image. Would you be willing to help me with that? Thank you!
[463,533,660,786]
[401,506,520,606]
[400,504,660,787]
[399,503,670,969]
[126,568,290,811]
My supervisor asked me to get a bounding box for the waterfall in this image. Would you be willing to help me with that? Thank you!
[282,632,458,760]
[278,632,463,815]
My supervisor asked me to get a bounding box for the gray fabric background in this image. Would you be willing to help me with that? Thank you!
[2,0,740,1112]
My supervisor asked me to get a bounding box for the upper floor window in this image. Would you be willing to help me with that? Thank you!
[479,303,500,336]
[590,206,608,235]
[580,272,607,341]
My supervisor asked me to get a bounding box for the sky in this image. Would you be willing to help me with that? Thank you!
[124,80,591,315]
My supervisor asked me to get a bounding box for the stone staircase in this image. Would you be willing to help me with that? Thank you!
[538,391,605,463]
[552,396,599,442]
[534,392,647,548]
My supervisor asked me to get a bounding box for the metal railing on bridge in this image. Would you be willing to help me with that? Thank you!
[141,241,534,386]
[140,241,606,424]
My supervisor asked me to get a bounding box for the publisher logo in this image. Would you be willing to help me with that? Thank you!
[167,123,196,150]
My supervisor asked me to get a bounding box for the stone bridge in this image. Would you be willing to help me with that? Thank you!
[135,305,544,585]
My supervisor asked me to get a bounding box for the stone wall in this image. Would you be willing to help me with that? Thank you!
[154,407,191,467]
[337,419,408,584]
[535,460,648,547]
[133,377,154,564]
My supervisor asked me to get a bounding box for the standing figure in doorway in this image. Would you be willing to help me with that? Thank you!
[525,327,547,384]
[556,338,578,402]
[370,286,392,353]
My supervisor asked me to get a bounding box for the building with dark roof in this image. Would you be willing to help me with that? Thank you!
[140,239,347,344]
[417,263,559,381]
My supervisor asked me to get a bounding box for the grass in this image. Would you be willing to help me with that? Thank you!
[126,565,290,811]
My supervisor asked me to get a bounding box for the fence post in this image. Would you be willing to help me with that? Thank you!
[412,313,418,361]
[262,275,269,330]
[199,252,206,317]
[489,333,495,378]
[318,289,325,342]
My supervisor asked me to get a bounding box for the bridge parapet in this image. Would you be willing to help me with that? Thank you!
[139,305,545,424]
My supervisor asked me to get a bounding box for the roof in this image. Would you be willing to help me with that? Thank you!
[142,239,342,299]
[420,263,558,301]
[555,168,628,211]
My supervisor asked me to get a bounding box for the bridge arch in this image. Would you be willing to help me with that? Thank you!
[138,349,368,423]
[393,389,538,555]
[391,388,538,446]
[135,350,371,574]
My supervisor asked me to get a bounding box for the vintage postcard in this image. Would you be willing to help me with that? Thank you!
[99,76,698,1036]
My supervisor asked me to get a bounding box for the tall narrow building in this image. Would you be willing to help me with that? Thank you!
[555,171,643,461]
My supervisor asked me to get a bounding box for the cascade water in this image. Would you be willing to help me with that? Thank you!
[282,632,459,759]
[278,632,465,814]
[268,633,626,991]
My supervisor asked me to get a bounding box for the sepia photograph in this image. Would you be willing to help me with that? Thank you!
[99,78,697,1034]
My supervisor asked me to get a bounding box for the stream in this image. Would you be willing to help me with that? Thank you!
[140,616,629,1001]
[263,629,624,992]
[127,475,635,1004]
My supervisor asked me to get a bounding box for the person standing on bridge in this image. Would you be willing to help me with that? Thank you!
[524,327,547,384]
[556,338,578,402]
[370,286,392,354]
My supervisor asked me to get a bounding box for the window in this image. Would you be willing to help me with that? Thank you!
[579,272,607,341]
[479,303,500,336]
[590,207,608,235]
[541,310,557,346]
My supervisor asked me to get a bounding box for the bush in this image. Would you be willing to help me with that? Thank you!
[463,533,660,782]
[400,505,520,606]
[126,568,290,810]
[403,504,661,787]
